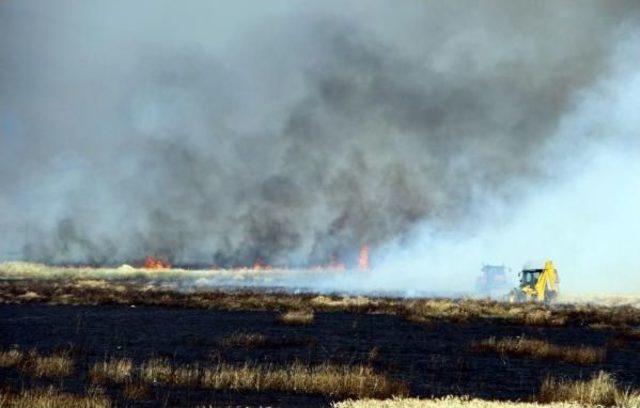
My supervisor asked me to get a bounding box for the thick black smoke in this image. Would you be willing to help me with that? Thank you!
[0,1,638,265]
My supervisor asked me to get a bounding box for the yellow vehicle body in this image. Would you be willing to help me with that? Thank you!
[510,260,559,303]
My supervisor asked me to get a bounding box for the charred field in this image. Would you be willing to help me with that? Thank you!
[2,272,640,407]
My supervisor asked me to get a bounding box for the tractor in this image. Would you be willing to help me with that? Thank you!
[509,260,559,304]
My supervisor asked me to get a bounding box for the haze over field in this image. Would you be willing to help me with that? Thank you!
[1,1,638,293]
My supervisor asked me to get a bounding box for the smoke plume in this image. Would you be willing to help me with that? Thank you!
[1,1,638,273]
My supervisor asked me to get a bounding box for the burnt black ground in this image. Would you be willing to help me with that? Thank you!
[2,304,640,407]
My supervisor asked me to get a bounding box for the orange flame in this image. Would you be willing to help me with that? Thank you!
[358,245,369,270]
[144,256,171,269]
[252,258,270,271]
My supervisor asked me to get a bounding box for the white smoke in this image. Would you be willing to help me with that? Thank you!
[359,32,640,295]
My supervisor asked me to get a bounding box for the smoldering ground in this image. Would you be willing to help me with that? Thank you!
[1,1,639,287]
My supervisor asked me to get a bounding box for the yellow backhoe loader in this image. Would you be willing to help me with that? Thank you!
[509,260,559,304]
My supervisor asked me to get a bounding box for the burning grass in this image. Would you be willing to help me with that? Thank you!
[0,386,110,408]
[277,310,315,325]
[539,371,640,407]
[471,336,605,365]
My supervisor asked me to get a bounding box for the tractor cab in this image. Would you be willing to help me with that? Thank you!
[520,269,543,287]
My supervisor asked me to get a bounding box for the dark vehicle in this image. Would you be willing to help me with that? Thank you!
[476,264,511,297]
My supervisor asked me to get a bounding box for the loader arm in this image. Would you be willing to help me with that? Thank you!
[534,260,558,301]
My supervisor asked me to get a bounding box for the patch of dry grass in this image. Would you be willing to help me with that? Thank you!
[137,358,201,387]
[539,371,640,407]
[139,358,173,384]
[129,358,198,387]
[220,332,315,348]
[404,300,569,327]
[21,349,74,378]
[0,348,23,368]
[617,329,640,341]
[522,310,567,327]
[122,382,149,400]
[128,357,405,398]
[471,336,605,365]
[588,322,617,330]
[200,362,407,399]
[333,396,585,407]
[89,358,133,383]
[0,386,110,408]
[310,295,378,312]
[220,332,270,348]
[0,347,74,378]
[171,364,201,387]
[277,310,314,325]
